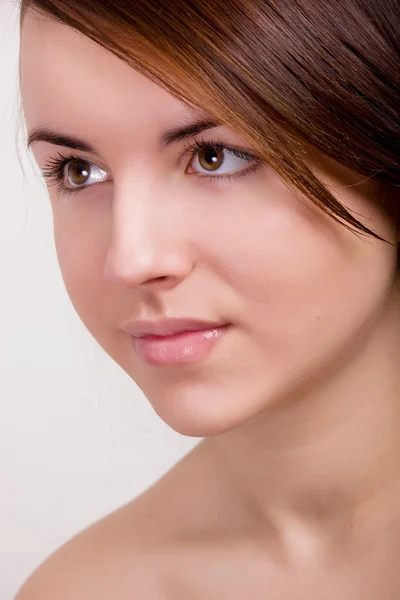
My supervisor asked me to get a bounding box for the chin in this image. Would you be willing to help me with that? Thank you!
[139,381,269,438]
[112,337,282,437]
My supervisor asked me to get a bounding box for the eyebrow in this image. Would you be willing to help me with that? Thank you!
[26,119,221,152]
[160,119,220,146]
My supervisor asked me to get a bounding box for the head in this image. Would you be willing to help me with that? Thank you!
[20,0,400,437]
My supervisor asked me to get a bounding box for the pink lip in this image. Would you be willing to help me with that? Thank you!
[122,318,230,366]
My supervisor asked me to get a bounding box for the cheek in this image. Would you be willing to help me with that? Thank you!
[203,183,397,368]
[52,206,109,329]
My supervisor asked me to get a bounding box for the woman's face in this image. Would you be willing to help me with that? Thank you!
[21,11,399,436]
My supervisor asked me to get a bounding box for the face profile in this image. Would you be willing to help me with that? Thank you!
[20,10,399,439]
[15,1,400,598]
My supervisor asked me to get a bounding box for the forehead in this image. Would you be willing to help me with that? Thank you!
[20,11,201,151]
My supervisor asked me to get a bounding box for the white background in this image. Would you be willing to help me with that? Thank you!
[0,2,198,597]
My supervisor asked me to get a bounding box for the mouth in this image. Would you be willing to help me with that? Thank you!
[129,323,231,366]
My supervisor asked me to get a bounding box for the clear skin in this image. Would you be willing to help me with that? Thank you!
[18,9,400,599]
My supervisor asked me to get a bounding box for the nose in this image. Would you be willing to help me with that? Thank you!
[103,181,194,291]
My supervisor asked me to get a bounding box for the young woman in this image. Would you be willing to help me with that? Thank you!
[17,0,400,598]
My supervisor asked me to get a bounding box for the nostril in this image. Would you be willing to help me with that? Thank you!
[147,275,173,285]
[144,275,173,288]
[148,275,169,284]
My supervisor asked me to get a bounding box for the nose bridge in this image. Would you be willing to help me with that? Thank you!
[103,176,192,288]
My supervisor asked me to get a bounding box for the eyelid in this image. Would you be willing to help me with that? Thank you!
[183,136,260,159]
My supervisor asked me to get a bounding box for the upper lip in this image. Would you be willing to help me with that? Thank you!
[122,318,228,338]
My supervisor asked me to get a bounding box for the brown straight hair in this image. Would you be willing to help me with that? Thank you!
[20,0,400,241]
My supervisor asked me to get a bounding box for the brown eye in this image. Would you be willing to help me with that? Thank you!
[66,159,91,186]
[197,146,225,172]
[63,159,108,189]
[189,143,253,178]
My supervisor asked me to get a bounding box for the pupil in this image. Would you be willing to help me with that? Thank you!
[205,148,218,164]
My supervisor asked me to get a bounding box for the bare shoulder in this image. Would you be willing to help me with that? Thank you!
[14,439,224,600]
[14,500,163,600]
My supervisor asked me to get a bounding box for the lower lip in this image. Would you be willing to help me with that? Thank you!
[131,325,229,366]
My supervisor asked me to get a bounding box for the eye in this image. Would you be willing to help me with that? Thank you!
[64,158,108,189]
[186,141,257,178]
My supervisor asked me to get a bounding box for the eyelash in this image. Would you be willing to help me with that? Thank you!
[41,138,262,198]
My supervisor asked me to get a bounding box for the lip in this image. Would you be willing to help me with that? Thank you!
[122,318,230,366]
[122,317,228,338]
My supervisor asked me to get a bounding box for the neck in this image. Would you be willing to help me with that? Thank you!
[209,284,400,550]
